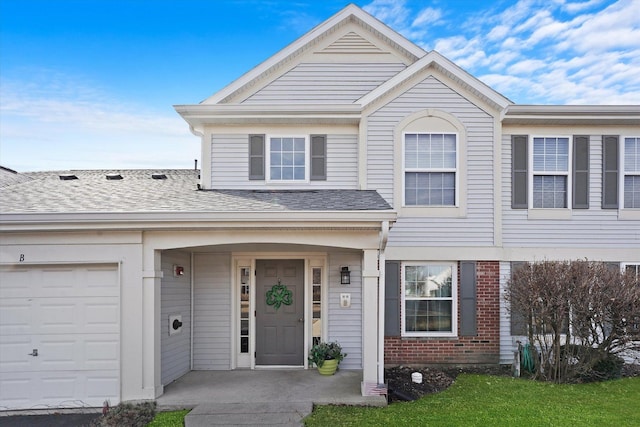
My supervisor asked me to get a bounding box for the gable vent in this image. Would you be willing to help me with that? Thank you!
[106,174,123,180]
[321,31,385,54]
[59,174,78,180]
[151,173,167,180]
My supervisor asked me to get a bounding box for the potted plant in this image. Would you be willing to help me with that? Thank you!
[308,341,347,375]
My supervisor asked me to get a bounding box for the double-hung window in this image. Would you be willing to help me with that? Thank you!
[624,137,640,208]
[531,137,570,208]
[402,263,457,337]
[404,133,457,206]
[269,136,307,181]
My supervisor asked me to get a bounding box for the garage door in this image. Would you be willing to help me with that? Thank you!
[0,264,120,410]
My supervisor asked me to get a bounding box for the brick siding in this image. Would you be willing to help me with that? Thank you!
[385,261,500,365]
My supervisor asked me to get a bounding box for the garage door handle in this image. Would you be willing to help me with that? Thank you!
[28,349,38,357]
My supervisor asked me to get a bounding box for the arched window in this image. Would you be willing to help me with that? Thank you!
[394,109,467,217]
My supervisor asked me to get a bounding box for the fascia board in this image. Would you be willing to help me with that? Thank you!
[202,4,425,105]
[503,105,640,125]
[0,210,397,232]
[174,104,362,126]
[357,51,512,110]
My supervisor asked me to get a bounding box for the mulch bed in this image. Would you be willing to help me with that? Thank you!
[385,364,640,403]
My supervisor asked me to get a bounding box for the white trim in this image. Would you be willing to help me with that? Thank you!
[400,261,458,338]
[621,135,640,210]
[393,109,467,217]
[528,135,572,210]
[202,4,424,105]
[402,131,459,208]
[230,252,327,370]
[265,134,310,183]
[357,51,511,111]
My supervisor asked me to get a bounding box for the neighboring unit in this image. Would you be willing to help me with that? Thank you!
[1,4,638,409]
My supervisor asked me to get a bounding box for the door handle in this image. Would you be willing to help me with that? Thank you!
[28,349,38,357]
[298,318,304,322]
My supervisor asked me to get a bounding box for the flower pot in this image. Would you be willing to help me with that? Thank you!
[317,359,338,375]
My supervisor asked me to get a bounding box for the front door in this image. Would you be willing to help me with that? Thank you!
[255,259,304,365]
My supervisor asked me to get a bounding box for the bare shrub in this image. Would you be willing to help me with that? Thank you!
[506,260,640,383]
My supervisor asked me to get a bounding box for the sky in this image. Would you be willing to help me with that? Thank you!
[1,0,638,172]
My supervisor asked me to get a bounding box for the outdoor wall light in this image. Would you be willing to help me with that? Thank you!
[340,266,351,285]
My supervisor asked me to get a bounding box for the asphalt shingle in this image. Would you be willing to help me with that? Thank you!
[0,169,392,214]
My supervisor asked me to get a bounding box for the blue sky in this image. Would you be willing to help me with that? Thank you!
[1,0,638,171]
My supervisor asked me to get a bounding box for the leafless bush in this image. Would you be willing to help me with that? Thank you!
[506,260,639,382]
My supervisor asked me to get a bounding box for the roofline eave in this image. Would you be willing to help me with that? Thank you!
[0,210,398,232]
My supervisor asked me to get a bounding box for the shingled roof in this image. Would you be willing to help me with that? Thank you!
[0,169,392,214]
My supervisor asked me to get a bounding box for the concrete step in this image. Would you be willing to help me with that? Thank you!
[185,402,313,426]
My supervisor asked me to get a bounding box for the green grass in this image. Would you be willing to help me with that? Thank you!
[304,374,640,427]
[147,409,190,426]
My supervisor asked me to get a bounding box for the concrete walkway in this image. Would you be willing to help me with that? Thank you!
[157,369,386,426]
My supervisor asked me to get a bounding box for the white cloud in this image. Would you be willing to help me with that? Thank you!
[412,7,443,27]
[562,0,606,13]
[363,0,640,104]
[0,72,198,171]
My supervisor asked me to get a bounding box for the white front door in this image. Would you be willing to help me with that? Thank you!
[0,264,120,410]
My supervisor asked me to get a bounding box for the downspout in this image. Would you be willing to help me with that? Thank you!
[190,252,195,370]
[378,220,390,385]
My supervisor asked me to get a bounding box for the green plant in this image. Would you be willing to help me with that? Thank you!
[148,409,190,426]
[308,341,346,368]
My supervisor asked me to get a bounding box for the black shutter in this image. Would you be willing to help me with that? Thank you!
[459,261,477,336]
[602,135,619,209]
[310,135,327,181]
[248,134,265,180]
[512,135,528,209]
[573,135,589,209]
[510,262,527,335]
[384,261,401,337]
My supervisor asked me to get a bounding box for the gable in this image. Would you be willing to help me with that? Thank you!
[203,5,425,105]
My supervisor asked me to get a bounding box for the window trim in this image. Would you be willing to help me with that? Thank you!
[265,134,310,183]
[621,136,640,210]
[393,109,467,218]
[402,132,460,208]
[528,135,573,210]
[401,261,458,338]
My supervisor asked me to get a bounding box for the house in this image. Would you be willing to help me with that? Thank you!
[0,4,638,410]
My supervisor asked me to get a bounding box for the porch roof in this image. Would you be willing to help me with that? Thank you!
[0,169,392,214]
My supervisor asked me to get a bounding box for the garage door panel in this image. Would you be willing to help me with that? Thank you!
[0,376,31,408]
[0,336,32,371]
[0,265,119,299]
[0,264,120,410]
[0,302,32,335]
[1,297,119,336]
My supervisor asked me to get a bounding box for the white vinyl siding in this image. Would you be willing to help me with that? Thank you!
[502,134,639,247]
[374,76,495,247]
[623,137,640,208]
[210,134,358,189]
[193,254,231,370]
[327,252,362,370]
[499,262,520,364]
[161,251,191,385]
[242,63,406,104]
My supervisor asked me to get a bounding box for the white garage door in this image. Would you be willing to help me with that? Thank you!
[0,264,120,410]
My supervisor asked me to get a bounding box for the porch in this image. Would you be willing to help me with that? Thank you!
[157,369,386,426]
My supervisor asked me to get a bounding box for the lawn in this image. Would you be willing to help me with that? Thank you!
[304,374,640,426]
[147,409,190,426]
